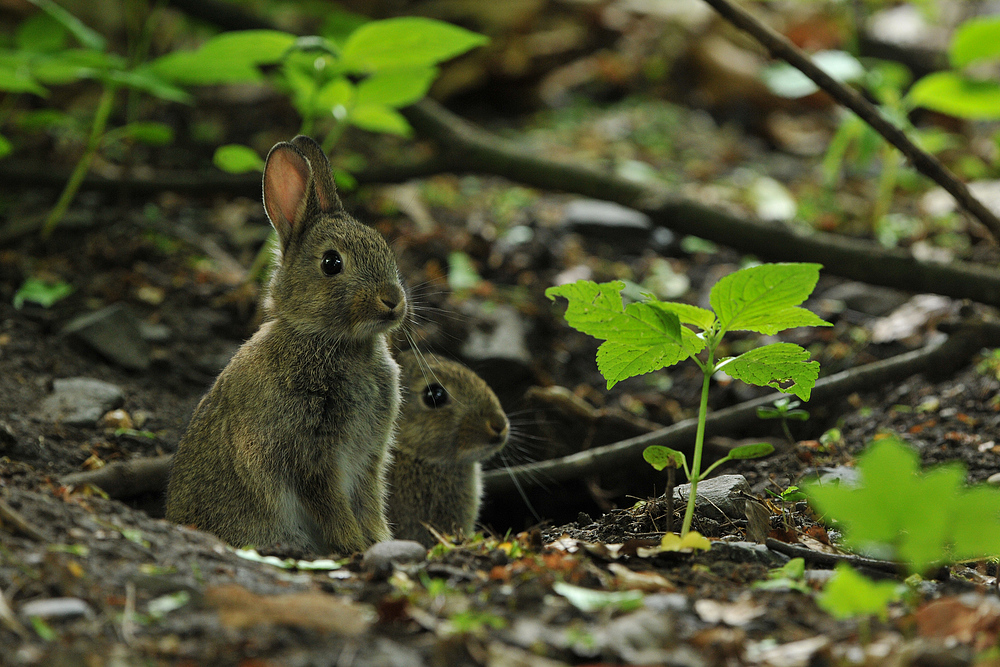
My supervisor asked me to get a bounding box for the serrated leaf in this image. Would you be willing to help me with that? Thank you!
[729,443,774,460]
[950,16,1000,68]
[711,263,830,335]
[818,563,903,620]
[907,72,1000,120]
[643,445,685,471]
[355,67,436,108]
[724,343,819,401]
[340,17,487,72]
[548,280,702,388]
[213,144,264,174]
[348,104,412,136]
[649,301,716,331]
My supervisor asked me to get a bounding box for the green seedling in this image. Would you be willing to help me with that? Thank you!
[12,277,73,309]
[817,562,904,622]
[976,349,1000,381]
[766,485,806,504]
[552,581,644,613]
[753,557,810,593]
[757,397,809,444]
[806,437,1000,574]
[547,262,831,537]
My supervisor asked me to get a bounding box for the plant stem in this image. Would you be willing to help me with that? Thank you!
[681,348,714,537]
[41,83,117,240]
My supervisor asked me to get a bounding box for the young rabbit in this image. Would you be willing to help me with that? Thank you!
[166,136,407,555]
[388,351,509,547]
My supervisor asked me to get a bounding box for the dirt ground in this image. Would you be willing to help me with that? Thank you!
[4,100,1000,666]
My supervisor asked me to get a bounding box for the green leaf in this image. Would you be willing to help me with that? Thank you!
[643,445,685,471]
[723,343,820,401]
[355,67,437,108]
[0,134,11,159]
[710,263,830,335]
[648,301,716,332]
[817,563,903,620]
[728,442,775,460]
[805,438,1000,574]
[348,104,412,136]
[104,69,191,104]
[213,144,264,174]
[0,60,47,95]
[340,17,488,72]
[950,16,1000,68]
[13,277,73,309]
[122,121,173,146]
[31,50,121,85]
[447,251,482,291]
[16,12,68,52]
[552,581,644,613]
[28,0,106,51]
[547,280,702,388]
[314,77,354,116]
[29,615,56,641]
[148,30,296,85]
[907,72,1000,120]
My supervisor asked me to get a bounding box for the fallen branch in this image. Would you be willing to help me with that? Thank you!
[483,324,986,497]
[699,0,1000,241]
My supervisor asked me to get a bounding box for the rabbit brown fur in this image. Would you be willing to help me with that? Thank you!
[166,136,407,555]
[388,352,509,547]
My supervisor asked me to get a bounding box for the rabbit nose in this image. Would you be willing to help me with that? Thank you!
[381,296,399,310]
[487,415,509,444]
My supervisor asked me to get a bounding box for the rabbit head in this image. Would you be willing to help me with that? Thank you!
[261,135,406,341]
[396,352,509,464]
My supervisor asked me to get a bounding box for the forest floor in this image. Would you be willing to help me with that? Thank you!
[3,97,1000,666]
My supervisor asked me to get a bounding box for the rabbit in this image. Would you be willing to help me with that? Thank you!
[166,135,408,555]
[387,351,509,547]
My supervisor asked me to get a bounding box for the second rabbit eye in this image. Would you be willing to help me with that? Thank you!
[321,250,343,276]
[422,384,449,408]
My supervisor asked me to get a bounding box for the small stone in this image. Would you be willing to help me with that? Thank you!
[138,321,171,343]
[20,597,94,620]
[36,378,125,426]
[460,301,531,366]
[63,303,151,371]
[562,199,652,243]
[711,541,789,567]
[673,475,770,543]
[361,540,427,573]
[987,473,1000,486]
[99,408,133,430]
[821,282,910,317]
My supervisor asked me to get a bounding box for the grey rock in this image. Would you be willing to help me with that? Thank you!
[138,321,171,343]
[563,199,651,237]
[361,540,427,572]
[37,378,124,426]
[20,597,94,620]
[711,541,789,567]
[673,475,770,543]
[63,303,151,370]
[461,301,531,366]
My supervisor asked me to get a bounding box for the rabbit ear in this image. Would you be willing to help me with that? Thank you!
[290,135,343,214]
[262,142,313,247]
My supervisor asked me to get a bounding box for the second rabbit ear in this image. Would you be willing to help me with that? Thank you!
[291,135,343,214]
[262,142,315,248]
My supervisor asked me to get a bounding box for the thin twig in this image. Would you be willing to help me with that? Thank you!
[699,0,1000,241]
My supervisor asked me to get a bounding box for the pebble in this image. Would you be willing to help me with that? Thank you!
[361,540,427,573]
[19,597,94,620]
[460,301,531,366]
[36,378,125,426]
[63,303,151,371]
[987,473,1000,486]
[821,281,910,317]
[673,474,770,543]
[562,199,652,242]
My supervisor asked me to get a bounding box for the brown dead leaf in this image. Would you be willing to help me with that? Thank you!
[607,563,675,592]
[204,584,373,635]
[914,596,1000,650]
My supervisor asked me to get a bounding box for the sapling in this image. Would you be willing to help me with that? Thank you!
[547,262,831,538]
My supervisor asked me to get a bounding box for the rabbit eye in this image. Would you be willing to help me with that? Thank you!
[422,384,449,408]
[321,250,343,276]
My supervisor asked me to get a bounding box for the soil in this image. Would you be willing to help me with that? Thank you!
[3,104,1000,665]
